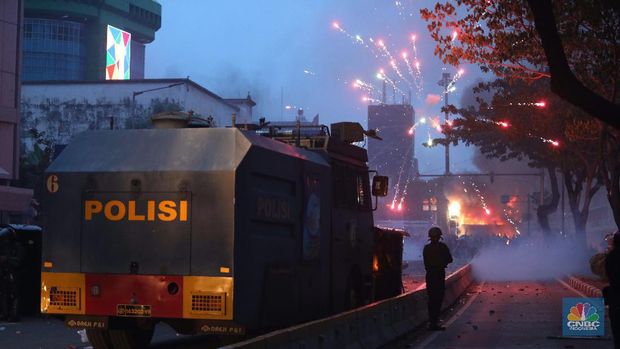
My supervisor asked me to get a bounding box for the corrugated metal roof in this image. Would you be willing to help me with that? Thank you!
[47,128,328,173]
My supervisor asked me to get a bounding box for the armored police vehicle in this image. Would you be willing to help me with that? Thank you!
[41,119,404,348]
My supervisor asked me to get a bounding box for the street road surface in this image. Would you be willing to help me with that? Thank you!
[0,317,225,349]
[1,280,614,348]
[390,280,614,349]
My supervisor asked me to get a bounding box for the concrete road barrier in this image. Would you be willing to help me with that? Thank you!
[565,275,603,298]
[223,264,473,349]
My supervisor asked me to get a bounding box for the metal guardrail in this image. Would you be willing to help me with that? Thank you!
[222,264,474,349]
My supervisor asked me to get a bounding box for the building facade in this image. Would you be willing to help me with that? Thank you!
[367,103,417,221]
[23,0,161,81]
[0,0,33,221]
[21,79,255,148]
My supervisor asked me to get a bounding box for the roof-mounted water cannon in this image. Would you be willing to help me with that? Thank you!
[151,111,190,129]
[331,122,383,144]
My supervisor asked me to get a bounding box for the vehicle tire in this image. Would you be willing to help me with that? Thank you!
[86,329,114,349]
[109,326,155,349]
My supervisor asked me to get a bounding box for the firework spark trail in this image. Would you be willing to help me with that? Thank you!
[468,180,490,214]
[409,35,425,97]
[446,68,465,91]
[378,70,407,99]
[390,160,406,209]
[390,145,413,210]
[429,116,443,133]
[362,96,382,104]
[398,171,414,208]
[353,78,376,95]
[475,1,494,28]
[395,0,405,14]
[537,136,559,147]
[376,39,395,61]
[426,131,434,146]
[438,68,465,103]
[332,21,381,58]
[389,59,413,89]
[394,0,415,18]
[332,21,415,98]
[408,117,427,135]
[478,118,560,147]
[402,53,414,78]
[377,40,414,89]
[502,208,521,235]
[401,52,418,87]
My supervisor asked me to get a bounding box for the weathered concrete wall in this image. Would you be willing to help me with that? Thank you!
[20,80,249,149]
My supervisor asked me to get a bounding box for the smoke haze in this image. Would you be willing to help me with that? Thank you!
[425,94,441,105]
[472,236,593,281]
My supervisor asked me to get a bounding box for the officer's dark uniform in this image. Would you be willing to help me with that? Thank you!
[423,228,453,330]
[0,232,24,321]
[605,233,620,348]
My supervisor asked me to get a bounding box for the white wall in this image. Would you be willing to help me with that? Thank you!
[21,80,240,148]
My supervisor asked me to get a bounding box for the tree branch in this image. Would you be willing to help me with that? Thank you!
[527,0,620,129]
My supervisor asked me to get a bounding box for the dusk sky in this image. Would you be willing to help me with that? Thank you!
[146,0,492,173]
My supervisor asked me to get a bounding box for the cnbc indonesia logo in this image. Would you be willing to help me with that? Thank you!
[567,303,599,330]
[563,298,604,336]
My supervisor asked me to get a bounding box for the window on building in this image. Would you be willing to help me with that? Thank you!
[22,18,86,81]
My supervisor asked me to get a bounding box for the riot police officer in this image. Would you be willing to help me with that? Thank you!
[0,227,24,322]
[423,227,453,331]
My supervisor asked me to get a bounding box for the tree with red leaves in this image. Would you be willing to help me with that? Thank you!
[422,0,620,234]
[442,79,602,242]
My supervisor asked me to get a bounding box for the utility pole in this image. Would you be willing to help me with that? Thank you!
[438,71,452,175]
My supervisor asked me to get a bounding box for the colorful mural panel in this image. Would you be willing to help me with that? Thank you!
[106,25,131,80]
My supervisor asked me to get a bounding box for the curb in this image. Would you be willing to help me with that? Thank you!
[565,275,603,298]
[223,265,474,349]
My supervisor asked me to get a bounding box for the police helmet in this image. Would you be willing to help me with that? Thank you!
[428,227,443,239]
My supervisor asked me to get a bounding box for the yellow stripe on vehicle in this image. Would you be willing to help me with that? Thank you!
[41,272,85,315]
[182,276,233,320]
